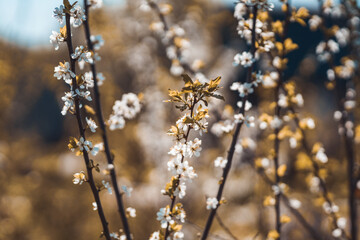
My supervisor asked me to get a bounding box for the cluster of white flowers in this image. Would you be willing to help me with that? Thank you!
[53,3,86,28]
[163,112,208,200]
[153,75,222,239]
[271,183,287,195]
[336,58,356,80]
[233,51,255,67]
[90,35,105,50]
[225,73,262,131]
[73,171,86,184]
[214,156,228,168]
[86,117,98,132]
[121,185,133,197]
[316,40,340,62]
[50,30,65,51]
[83,71,105,86]
[167,138,202,182]
[77,137,100,156]
[322,0,346,19]
[309,15,322,31]
[278,92,304,108]
[92,202,98,210]
[332,218,347,238]
[110,232,127,240]
[108,93,141,130]
[54,62,75,83]
[234,1,274,50]
[210,120,235,136]
[149,231,161,240]
[126,207,136,218]
[206,197,219,210]
[71,45,94,64]
[51,3,101,116]
[314,147,328,163]
[54,61,94,115]
[102,180,112,194]
[156,206,172,229]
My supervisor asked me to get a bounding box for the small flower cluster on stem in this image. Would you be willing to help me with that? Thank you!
[150,74,223,240]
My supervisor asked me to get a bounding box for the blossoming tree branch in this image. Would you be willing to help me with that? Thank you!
[47,0,360,239]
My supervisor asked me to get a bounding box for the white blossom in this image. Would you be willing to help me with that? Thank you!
[82,72,95,88]
[73,171,86,184]
[102,180,112,194]
[70,5,86,28]
[335,28,350,47]
[54,62,75,83]
[110,232,120,240]
[234,51,254,67]
[289,199,302,209]
[170,62,184,76]
[122,185,133,197]
[53,5,65,24]
[332,228,342,238]
[121,93,141,119]
[206,197,218,210]
[92,202,97,210]
[309,15,322,31]
[50,31,65,50]
[91,35,104,50]
[156,207,172,228]
[126,207,136,218]
[237,100,252,111]
[149,231,161,240]
[234,3,247,20]
[187,138,202,157]
[315,148,328,163]
[71,45,93,64]
[61,91,75,115]
[214,157,228,168]
[86,117,98,133]
[270,116,282,129]
[230,82,254,97]
[96,72,106,86]
[174,231,184,240]
[170,181,187,199]
[337,217,346,229]
[328,39,339,53]
[77,137,92,152]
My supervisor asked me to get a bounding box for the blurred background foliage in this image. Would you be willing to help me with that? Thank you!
[0,0,358,239]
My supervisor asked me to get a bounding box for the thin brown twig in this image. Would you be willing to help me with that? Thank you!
[64,11,111,240]
[200,5,259,240]
[82,1,132,239]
